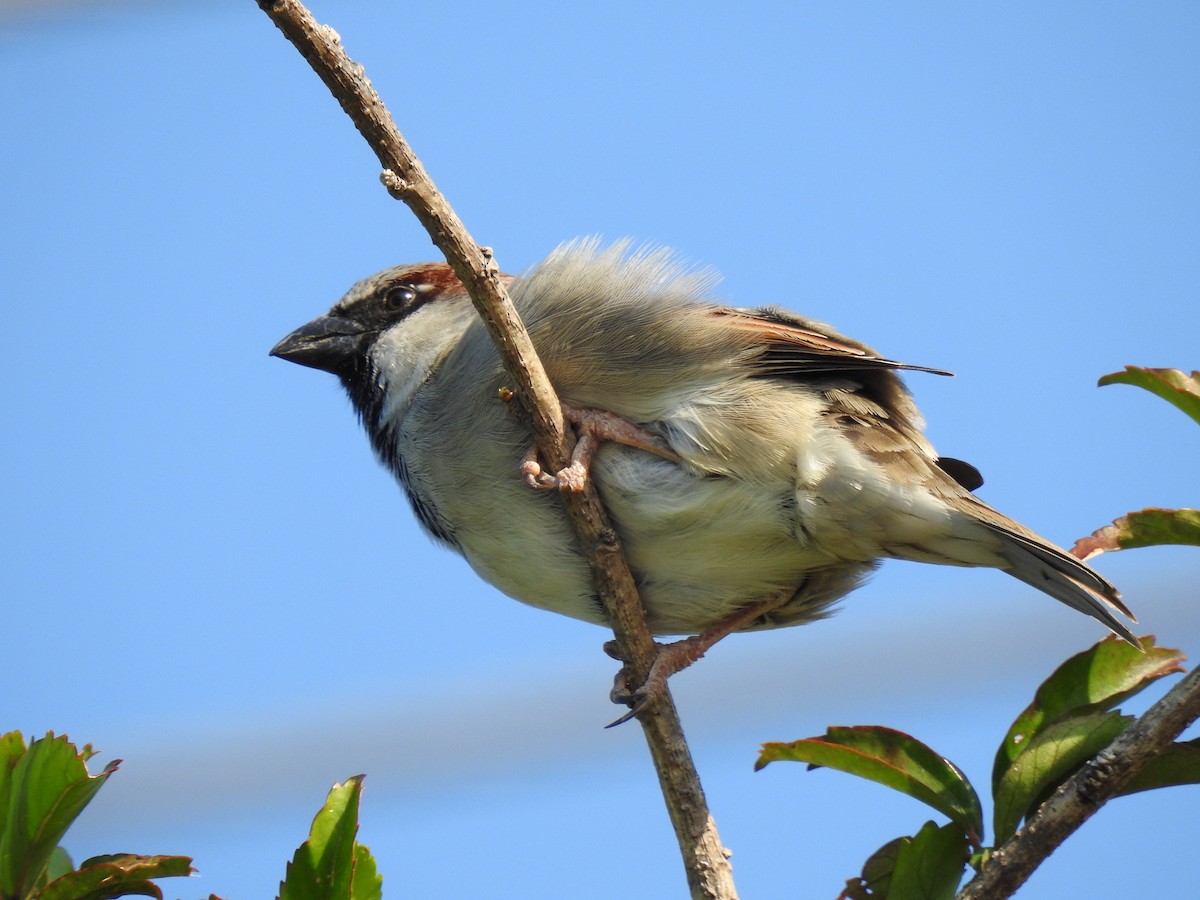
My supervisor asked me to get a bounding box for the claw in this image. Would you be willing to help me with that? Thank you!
[607,697,651,729]
[608,678,651,728]
[605,636,705,728]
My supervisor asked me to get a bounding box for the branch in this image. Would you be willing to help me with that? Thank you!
[958,662,1200,899]
[254,2,737,897]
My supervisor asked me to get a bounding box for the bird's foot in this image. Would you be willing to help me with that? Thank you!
[605,636,712,727]
[522,402,679,492]
[603,588,801,727]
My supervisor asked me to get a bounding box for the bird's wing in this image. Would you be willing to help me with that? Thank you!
[715,305,1135,637]
[713,306,952,377]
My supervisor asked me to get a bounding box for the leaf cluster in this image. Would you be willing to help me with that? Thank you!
[0,732,190,900]
[0,731,379,900]
[757,636,1198,898]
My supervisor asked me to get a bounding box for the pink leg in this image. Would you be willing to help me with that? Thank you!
[606,587,800,727]
[522,402,680,492]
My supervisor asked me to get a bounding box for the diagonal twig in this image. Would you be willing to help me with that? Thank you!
[957,661,1200,899]
[254,2,737,896]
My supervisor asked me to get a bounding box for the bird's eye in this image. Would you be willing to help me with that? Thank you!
[383,285,418,309]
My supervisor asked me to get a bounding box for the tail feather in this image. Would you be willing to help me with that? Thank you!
[993,524,1137,644]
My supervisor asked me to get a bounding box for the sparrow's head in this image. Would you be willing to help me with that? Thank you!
[269,263,471,376]
[271,262,495,438]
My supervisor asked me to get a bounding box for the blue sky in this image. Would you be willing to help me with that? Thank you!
[2,2,1198,897]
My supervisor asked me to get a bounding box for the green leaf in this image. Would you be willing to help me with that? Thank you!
[838,835,907,899]
[349,843,381,900]
[0,731,29,851]
[839,824,969,900]
[1116,738,1200,796]
[1098,366,1200,425]
[757,726,983,843]
[0,731,28,771]
[1073,508,1200,560]
[43,879,161,900]
[0,733,119,899]
[43,847,74,886]
[887,821,970,900]
[992,635,1183,792]
[993,711,1131,844]
[38,854,193,900]
[279,775,379,900]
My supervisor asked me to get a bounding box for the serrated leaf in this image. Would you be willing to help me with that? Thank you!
[279,776,369,900]
[993,711,1131,844]
[887,821,970,900]
[992,635,1182,792]
[0,733,118,899]
[349,843,381,900]
[1116,738,1200,796]
[758,726,982,842]
[1098,366,1200,425]
[38,855,193,900]
[1073,508,1200,560]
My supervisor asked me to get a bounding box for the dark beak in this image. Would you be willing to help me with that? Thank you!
[270,315,370,375]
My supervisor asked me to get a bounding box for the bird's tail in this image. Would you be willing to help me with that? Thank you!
[992,523,1137,644]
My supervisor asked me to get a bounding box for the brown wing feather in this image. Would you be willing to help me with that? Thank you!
[715,305,1133,640]
[715,307,952,377]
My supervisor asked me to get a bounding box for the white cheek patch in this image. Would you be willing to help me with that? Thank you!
[369,304,463,424]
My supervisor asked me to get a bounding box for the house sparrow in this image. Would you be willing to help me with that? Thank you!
[271,241,1135,705]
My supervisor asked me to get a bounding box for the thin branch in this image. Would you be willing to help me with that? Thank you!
[958,662,1200,899]
[254,2,736,897]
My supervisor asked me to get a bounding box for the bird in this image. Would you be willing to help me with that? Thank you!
[271,240,1135,715]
